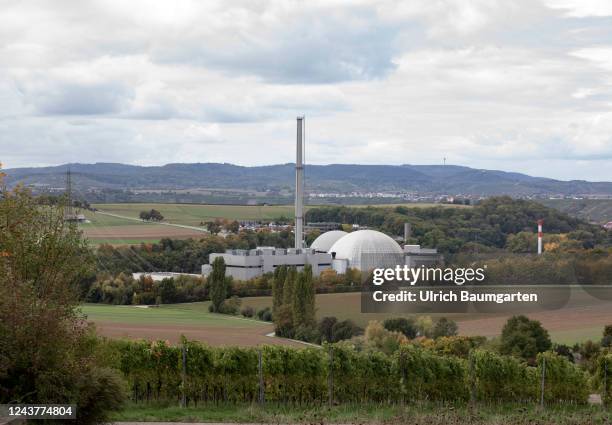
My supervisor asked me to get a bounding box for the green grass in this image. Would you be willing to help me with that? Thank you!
[90,203,299,225]
[111,401,611,424]
[80,210,145,227]
[89,202,469,227]
[81,303,264,328]
[86,238,161,246]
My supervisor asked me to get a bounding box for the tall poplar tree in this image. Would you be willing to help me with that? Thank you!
[272,265,287,318]
[209,257,227,312]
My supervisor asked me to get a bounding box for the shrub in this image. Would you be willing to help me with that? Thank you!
[365,321,407,354]
[331,319,362,342]
[432,317,458,338]
[219,296,241,315]
[0,183,126,421]
[318,316,338,342]
[294,325,320,343]
[241,305,255,318]
[602,324,612,347]
[74,366,127,425]
[500,315,551,363]
[383,317,417,338]
[257,306,273,322]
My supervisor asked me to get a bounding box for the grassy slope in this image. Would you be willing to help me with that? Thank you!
[173,290,611,344]
[89,202,469,226]
[90,203,300,225]
[81,304,264,328]
[541,199,612,224]
[111,402,611,424]
[78,202,467,245]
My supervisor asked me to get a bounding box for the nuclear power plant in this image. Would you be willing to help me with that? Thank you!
[205,117,440,280]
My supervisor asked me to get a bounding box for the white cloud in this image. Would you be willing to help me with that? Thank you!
[1,0,612,180]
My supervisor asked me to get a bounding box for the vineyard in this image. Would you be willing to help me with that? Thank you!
[103,338,607,407]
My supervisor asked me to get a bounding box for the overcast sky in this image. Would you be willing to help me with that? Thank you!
[1,0,612,181]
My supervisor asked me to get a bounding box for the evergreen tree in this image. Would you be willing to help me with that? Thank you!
[209,257,227,312]
[272,265,286,318]
[292,265,315,328]
[292,272,307,327]
[302,264,315,325]
[282,266,296,306]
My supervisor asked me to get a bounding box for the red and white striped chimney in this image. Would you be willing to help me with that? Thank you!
[537,219,544,255]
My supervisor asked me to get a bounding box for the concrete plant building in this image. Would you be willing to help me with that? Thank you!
[203,117,442,281]
[209,247,332,281]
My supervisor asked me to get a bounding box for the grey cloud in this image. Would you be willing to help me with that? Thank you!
[30,81,133,115]
[152,8,404,84]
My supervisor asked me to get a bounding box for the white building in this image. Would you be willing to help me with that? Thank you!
[209,247,333,281]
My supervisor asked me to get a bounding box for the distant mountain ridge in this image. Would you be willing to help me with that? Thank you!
[5,162,612,197]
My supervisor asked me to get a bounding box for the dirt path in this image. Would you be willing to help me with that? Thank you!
[97,211,209,233]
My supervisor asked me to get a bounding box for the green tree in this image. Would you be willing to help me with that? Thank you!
[282,266,297,306]
[271,265,287,318]
[159,278,177,303]
[0,172,125,423]
[149,208,164,221]
[432,317,458,338]
[500,315,551,363]
[292,265,315,328]
[209,257,227,312]
[206,219,222,235]
[139,210,151,221]
[383,317,418,338]
[602,324,612,347]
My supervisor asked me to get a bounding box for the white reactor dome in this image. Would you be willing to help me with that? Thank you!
[329,229,404,271]
[310,230,348,253]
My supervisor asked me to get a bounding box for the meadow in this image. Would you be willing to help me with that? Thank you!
[81,304,301,347]
[79,202,466,245]
[83,288,612,346]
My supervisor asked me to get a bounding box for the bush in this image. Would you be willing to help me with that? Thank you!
[219,296,241,315]
[241,305,255,318]
[500,315,551,363]
[432,317,458,339]
[318,316,338,342]
[294,325,320,343]
[0,184,126,421]
[74,366,127,425]
[331,319,362,342]
[383,317,417,338]
[364,321,407,354]
[257,306,273,322]
[602,324,612,347]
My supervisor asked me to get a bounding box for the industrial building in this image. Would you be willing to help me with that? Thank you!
[209,248,332,281]
[203,117,442,281]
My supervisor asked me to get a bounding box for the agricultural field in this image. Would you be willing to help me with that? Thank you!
[81,304,302,347]
[233,290,612,344]
[90,203,301,225]
[79,209,207,245]
[84,289,612,346]
[79,202,467,245]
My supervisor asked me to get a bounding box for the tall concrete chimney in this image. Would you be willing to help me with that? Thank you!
[295,116,304,249]
[404,222,412,243]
